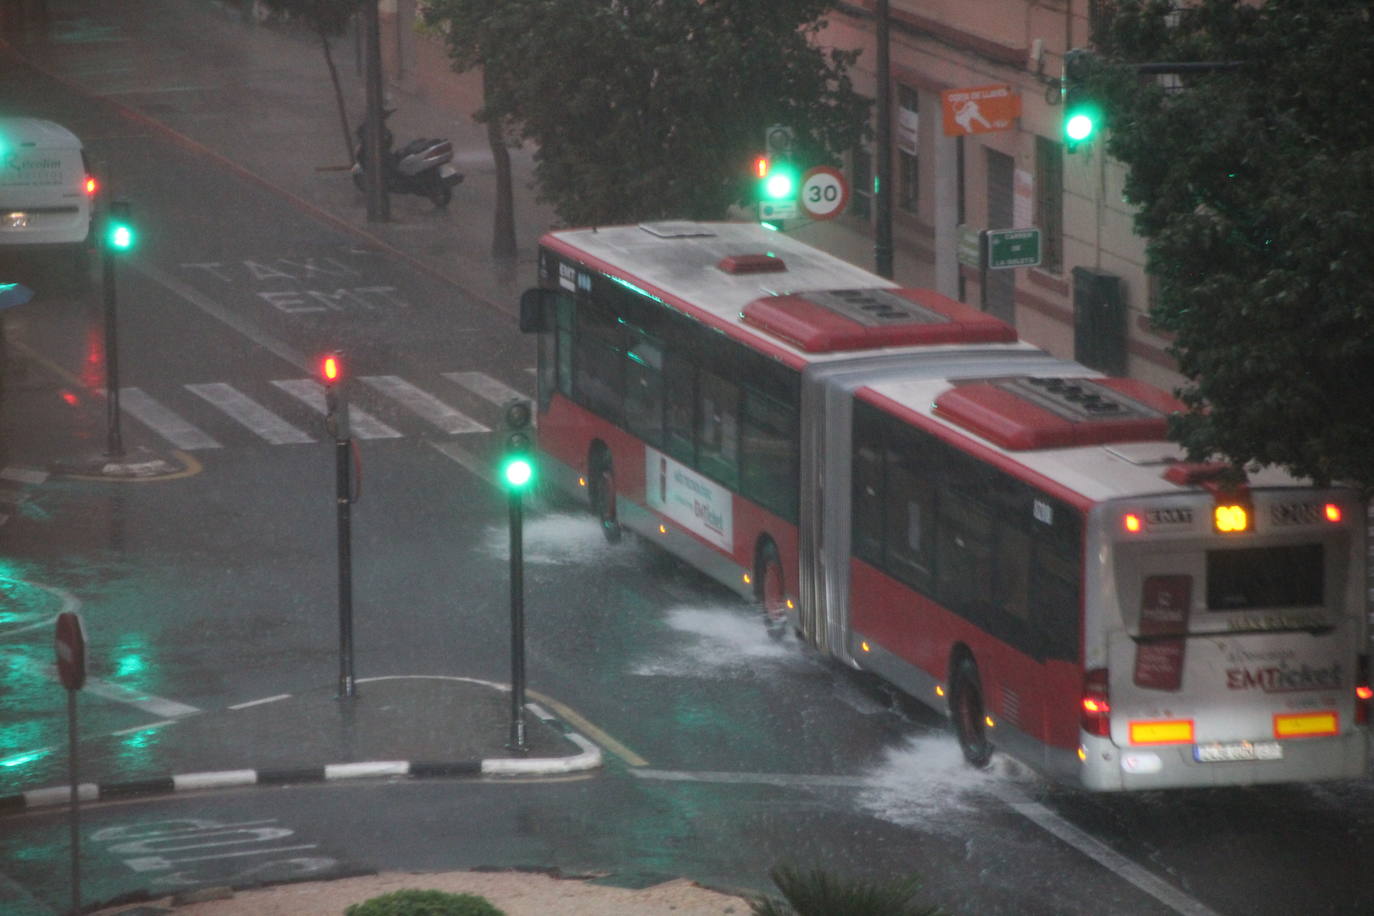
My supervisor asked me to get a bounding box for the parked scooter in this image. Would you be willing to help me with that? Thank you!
[351,112,463,207]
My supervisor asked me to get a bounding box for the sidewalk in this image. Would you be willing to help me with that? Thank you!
[0,676,600,813]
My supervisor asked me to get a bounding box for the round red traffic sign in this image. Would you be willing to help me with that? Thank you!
[54,611,86,691]
[799,166,850,221]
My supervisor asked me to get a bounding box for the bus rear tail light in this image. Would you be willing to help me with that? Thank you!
[1357,655,1371,726]
[1081,668,1111,737]
[1324,503,1343,523]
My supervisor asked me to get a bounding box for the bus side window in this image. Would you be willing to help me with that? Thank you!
[624,330,665,447]
[663,351,696,465]
[555,295,574,398]
[572,299,624,422]
[697,370,740,488]
[936,490,994,614]
[851,437,885,567]
[741,387,798,521]
[885,441,935,591]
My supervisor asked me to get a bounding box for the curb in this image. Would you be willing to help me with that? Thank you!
[0,725,601,818]
[0,710,601,815]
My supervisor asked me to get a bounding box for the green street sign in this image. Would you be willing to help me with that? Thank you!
[987,228,1041,269]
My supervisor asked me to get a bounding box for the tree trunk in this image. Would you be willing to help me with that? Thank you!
[320,29,354,163]
[485,68,517,260]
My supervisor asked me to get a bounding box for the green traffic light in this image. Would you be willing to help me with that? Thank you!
[502,456,534,489]
[108,223,134,251]
[1065,112,1095,143]
[763,171,794,200]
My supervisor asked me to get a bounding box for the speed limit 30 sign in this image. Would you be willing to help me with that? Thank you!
[799,166,850,221]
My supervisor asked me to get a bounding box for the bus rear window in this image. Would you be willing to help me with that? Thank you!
[1206,544,1324,610]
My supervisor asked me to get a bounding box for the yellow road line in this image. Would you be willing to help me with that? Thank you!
[528,689,650,768]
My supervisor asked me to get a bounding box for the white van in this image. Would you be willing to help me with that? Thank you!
[0,117,94,249]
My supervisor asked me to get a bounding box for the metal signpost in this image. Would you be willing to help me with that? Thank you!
[322,354,357,699]
[956,225,1042,312]
[498,399,535,754]
[54,611,87,915]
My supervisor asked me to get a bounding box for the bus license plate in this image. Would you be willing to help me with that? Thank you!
[1194,740,1282,763]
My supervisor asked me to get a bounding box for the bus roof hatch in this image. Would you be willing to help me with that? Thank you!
[933,376,1183,450]
[740,287,1016,352]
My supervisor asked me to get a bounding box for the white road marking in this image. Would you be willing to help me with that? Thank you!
[631,768,874,789]
[429,440,491,482]
[129,262,311,371]
[0,466,49,485]
[991,784,1224,916]
[361,375,488,434]
[442,371,528,408]
[118,387,222,450]
[630,767,1219,916]
[186,383,314,444]
[0,649,201,719]
[82,677,201,719]
[270,379,401,439]
[228,694,291,710]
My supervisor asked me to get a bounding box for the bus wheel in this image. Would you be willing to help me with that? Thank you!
[949,657,993,768]
[756,542,788,640]
[588,450,621,543]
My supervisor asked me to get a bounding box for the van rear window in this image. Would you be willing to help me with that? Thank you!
[1206,544,1323,610]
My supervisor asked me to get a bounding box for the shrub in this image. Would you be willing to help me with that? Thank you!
[749,863,943,916]
[344,888,506,916]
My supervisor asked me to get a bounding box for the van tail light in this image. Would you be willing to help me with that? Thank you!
[1081,667,1112,737]
[1357,655,1371,726]
[84,175,98,196]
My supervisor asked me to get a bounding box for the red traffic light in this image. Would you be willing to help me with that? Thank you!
[321,354,342,384]
[753,155,770,179]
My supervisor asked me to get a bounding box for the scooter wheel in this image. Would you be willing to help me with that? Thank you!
[428,183,453,208]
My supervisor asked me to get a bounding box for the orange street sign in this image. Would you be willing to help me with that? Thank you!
[941,84,1021,136]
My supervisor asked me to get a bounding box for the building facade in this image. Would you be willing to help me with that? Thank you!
[815,1,1181,389]
[380,0,1180,389]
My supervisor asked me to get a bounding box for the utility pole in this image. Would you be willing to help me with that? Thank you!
[873,0,894,279]
[362,0,389,222]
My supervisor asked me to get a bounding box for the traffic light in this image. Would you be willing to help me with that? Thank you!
[106,200,135,252]
[755,155,797,203]
[1062,48,1100,151]
[321,353,342,387]
[498,398,535,490]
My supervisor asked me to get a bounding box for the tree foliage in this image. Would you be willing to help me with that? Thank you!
[256,0,366,160]
[256,0,363,35]
[1090,0,1374,489]
[422,0,868,226]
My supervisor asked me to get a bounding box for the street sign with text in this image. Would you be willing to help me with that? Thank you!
[987,228,1041,269]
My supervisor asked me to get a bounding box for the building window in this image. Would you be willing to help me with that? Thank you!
[1034,136,1063,272]
[898,85,919,212]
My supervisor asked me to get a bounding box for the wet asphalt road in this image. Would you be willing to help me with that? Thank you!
[2,3,1374,914]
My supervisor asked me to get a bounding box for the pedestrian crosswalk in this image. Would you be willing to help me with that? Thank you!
[114,370,533,450]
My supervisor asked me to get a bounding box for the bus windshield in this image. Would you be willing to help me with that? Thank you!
[1206,543,1324,611]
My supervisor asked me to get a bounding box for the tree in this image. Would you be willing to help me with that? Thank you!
[422,0,868,229]
[257,0,365,162]
[1088,0,1374,491]
[418,0,530,257]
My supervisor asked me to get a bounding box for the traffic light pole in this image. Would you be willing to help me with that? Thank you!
[327,380,357,699]
[97,167,124,459]
[507,486,528,755]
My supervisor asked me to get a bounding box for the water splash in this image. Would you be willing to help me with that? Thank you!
[632,605,797,677]
[481,512,642,566]
[856,734,1031,829]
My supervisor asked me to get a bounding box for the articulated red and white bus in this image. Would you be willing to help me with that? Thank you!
[519,220,1370,790]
